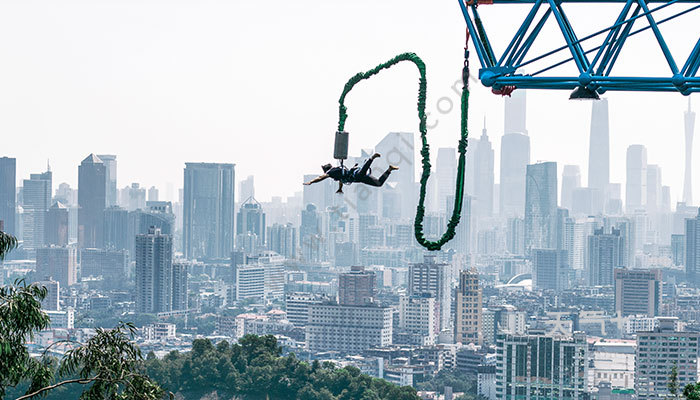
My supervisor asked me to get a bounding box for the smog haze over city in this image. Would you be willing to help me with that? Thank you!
[2,1,700,400]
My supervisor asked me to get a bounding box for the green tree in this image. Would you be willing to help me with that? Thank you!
[669,363,680,399]
[1,276,167,399]
[685,382,700,400]
[0,231,18,260]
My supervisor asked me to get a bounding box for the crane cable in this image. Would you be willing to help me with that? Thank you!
[336,32,472,251]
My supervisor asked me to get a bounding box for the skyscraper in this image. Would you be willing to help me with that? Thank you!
[686,208,700,286]
[504,89,527,135]
[22,169,52,251]
[436,148,457,214]
[78,154,107,249]
[588,98,610,192]
[267,223,297,259]
[236,197,266,255]
[97,154,117,207]
[135,227,173,313]
[473,122,494,218]
[45,202,69,247]
[500,133,530,218]
[524,162,558,254]
[374,132,415,221]
[0,157,16,235]
[238,175,255,203]
[588,227,624,286]
[684,99,695,205]
[561,165,581,211]
[646,164,662,214]
[103,206,129,251]
[454,269,482,345]
[183,162,235,259]
[625,145,647,212]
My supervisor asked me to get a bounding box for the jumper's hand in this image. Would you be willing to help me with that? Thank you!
[303,182,311,186]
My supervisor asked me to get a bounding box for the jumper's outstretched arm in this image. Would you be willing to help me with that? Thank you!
[304,174,329,186]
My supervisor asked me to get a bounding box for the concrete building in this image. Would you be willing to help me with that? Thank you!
[78,154,107,249]
[524,162,558,254]
[37,279,60,311]
[135,227,173,313]
[22,169,52,251]
[0,157,16,236]
[97,154,117,207]
[398,294,439,345]
[684,99,695,205]
[614,268,661,317]
[171,261,189,311]
[183,162,235,259]
[588,340,635,391]
[500,133,530,218]
[80,248,128,285]
[409,254,451,331]
[285,292,329,327]
[338,265,376,306]
[686,208,700,286]
[533,249,568,291]
[236,197,266,255]
[306,303,393,354]
[267,223,296,259]
[235,264,265,300]
[589,99,610,197]
[455,269,482,345]
[35,246,77,287]
[635,318,700,399]
[45,202,69,246]
[46,309,74,330]
[588,228,625,286]
[495,331,588,400]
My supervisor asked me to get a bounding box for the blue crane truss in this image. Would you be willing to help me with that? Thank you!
[458,0,700,95]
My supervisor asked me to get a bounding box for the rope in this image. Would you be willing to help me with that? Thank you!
[336,52,470,251]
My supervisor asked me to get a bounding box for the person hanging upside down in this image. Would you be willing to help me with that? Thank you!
[303,152,399,194]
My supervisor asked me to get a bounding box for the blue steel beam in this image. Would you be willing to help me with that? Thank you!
[458,0,700,94]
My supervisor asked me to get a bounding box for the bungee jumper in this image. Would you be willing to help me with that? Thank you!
[303,153,399,194]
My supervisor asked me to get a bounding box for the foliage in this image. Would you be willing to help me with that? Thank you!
[414,368,477,395]
[668,364,680,398]
[0,231,18,260]
[685,382,700,400]
[144,335,420,400]
[0,280,166,400]
[0,280,51,399]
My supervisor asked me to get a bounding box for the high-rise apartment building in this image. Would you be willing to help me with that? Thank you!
[409,254,451,330]
[78,154,107,249]
[455,269,482,345]
[614,268,661,317]
[236,197,266,255]
[635,318,700,400]
[135,227,173,313]
[685,208,700,286]
[588,227,624,286]
[306,303,393,354]
[399,294,439,345]
[267,223,296,259]
[338,265,376,306]
[533,249,568,291]
[183,162,235,259]
[495,331,588,400]
[524,162,558,254]
[80,248,129,286]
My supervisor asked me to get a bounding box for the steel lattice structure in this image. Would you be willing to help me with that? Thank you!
[459,0,700,95]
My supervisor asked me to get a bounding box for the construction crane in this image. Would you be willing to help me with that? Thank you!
[458,0,700,97]
[328,0,698,251]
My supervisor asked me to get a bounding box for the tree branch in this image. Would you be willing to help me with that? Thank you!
[14,376,98,400]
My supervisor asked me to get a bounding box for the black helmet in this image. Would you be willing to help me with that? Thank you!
[322,164,332,173]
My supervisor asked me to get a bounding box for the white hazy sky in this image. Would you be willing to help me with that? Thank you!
[2,0,699,204]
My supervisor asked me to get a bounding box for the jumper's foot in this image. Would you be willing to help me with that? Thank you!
[389,165,399,171]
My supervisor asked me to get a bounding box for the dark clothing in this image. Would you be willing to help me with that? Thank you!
[327,166,354,184]
[327,157,393,187]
